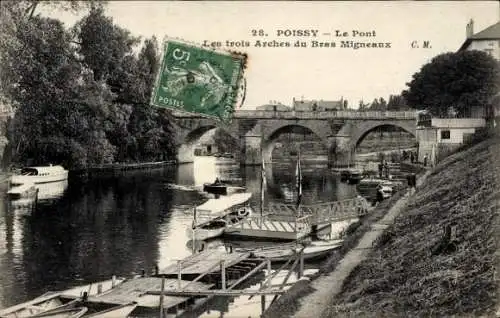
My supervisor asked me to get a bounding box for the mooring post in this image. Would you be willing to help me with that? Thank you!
[97,283,102,294]
[260,283,266,315]
[159,276,165,318]
[266,259,272,287]
[111,275,116,288]
[220,260,226,290]
[299,250,304,278]
[177,260,182,290]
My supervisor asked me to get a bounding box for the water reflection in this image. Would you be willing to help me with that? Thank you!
[0,157,360,311]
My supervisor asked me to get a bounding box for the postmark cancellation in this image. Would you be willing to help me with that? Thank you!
[151,38,247,123]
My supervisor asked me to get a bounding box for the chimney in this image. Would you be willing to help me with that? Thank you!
[466,19,474,38]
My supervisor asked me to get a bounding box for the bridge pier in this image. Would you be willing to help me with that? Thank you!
[177,144,195,164]
[240,135,262,165]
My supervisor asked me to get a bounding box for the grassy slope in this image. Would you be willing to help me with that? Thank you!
[326,136,499,317]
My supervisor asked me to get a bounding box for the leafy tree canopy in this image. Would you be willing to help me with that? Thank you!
[402,50,500,117]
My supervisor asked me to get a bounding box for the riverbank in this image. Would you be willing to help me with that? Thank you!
[263,166,429,318]
[323,135,499,316]
[70,160,176,178]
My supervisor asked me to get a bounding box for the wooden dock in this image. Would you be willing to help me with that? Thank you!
[161,248,252,276]
[82,277,213,309]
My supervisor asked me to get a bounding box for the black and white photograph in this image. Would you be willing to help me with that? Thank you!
[0,1,499,317]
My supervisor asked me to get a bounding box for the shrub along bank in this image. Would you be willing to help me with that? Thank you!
[325,135,499,317]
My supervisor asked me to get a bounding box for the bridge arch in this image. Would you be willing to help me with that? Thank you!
[333,120,416,166]
[262,124,329,163]
[177,125,239,163]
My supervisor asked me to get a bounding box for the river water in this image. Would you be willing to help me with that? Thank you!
[0,156,360,314]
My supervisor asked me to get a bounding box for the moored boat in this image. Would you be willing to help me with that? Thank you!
[83,302,137,318]
[28,307,87,318]
[10,165,68,185]
[187,192,253,241]
[248,240,343,262]
[0,278,126,318]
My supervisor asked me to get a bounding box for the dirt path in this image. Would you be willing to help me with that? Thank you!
[291,170,431,318]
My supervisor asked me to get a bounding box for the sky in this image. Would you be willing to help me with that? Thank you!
[44,1,500,110]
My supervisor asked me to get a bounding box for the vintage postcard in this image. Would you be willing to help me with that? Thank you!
[0,1,499,318]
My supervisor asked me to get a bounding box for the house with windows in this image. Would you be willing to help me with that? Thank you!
[458,19,500,60]
[416,118,486,165]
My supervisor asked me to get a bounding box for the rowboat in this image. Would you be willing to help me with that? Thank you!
[0,294,80,318]
[84,303,138,318]
[28,307,87,318]
[187,192,253,241]
[202,182,245,196]
[248,240,343,262]
[0,278,126,318]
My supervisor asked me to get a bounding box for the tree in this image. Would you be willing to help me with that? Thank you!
[358,100,369,111]
[387,94,409,111]
[403,50,500,117]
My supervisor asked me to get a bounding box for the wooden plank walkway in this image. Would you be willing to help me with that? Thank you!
[148,289,286,297]
[161,249,252,276]
[84,277,213,309]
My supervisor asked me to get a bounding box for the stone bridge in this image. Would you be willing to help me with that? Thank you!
[172,109,417,167]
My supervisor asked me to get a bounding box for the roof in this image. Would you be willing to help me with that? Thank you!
[459,21,500,51]
[430,118,486,129]
[196,192,252,214]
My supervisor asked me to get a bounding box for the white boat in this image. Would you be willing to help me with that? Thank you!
[0,277,126,318]
[248,240,343,262]
[377,184,393,199]
[0,294,80,318]
[28,307,87,318]
[7,182,37,200]
[10,165,68,184]
[187,192,253,241]
[84,303,138,318]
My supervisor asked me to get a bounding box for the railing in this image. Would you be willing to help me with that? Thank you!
[266,197,369,225]
[235,214,311,234]
[170,109,417,120]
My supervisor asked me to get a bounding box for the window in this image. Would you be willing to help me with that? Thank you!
[441,130,451,140]
[484,48,494,57]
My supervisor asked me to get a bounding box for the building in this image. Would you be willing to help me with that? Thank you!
[292,97,347,111]
[416,118,486,165]
[256,104,292,111]
[458,19,500,60]
[456,19,500,121]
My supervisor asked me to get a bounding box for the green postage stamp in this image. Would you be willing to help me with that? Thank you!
[151,39,247,122]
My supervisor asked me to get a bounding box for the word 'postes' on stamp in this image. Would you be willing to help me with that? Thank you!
[151,39,247,122]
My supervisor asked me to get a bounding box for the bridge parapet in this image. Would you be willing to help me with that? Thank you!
[170,109,417,120]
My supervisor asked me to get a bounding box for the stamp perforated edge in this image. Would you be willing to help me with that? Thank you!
[150,36,248,123]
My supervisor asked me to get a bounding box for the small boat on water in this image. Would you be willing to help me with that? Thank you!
[10,165,68,185]
[83,302,138,318]
[248,240,343,262]
[377,184,393,199]
[0,278,126,318]
[0,294,81,318]
[339,168,363,184]
[7,182,37,200]
[28,307,87,318]
[187,192,253,241]
[202,179,245,196]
